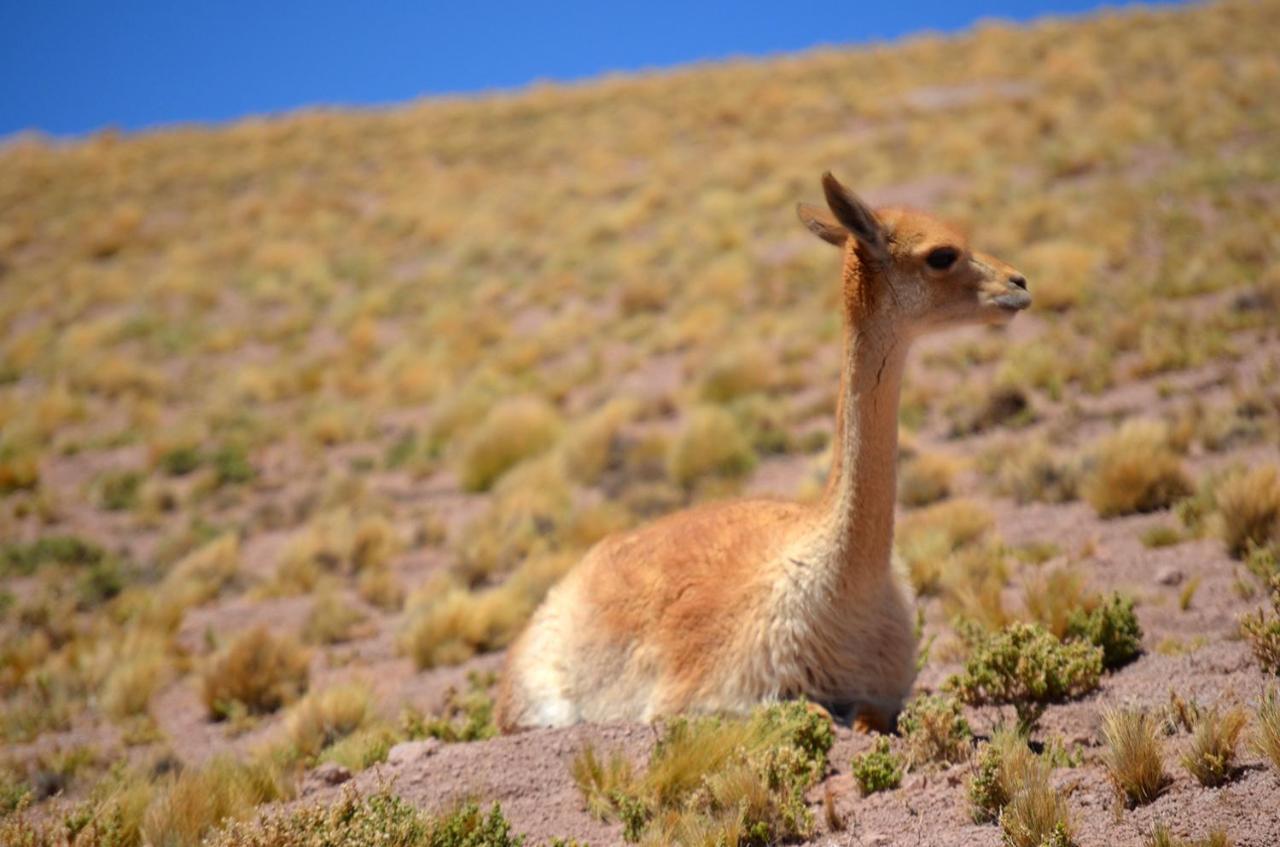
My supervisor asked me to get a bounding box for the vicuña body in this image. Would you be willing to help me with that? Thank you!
[496,172,1031,732]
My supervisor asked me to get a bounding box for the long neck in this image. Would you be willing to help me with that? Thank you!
[814,272,908,580]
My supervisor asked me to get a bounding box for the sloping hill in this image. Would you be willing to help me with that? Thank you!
[2,0,1279,844]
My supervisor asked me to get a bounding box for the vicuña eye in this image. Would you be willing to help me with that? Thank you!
[925,247,960,270]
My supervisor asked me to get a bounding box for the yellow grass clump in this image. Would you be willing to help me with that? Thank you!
[1082,421,1192,517]
[458,396,563,492]
[201,626,310,720]
[1214,465,1280,558]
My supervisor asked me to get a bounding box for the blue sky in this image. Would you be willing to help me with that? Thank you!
[0,0,1163,138]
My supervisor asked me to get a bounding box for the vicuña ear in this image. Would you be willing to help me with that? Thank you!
[821,171,889,263]
[796,203,847,247]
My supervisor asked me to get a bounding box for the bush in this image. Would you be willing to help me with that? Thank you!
[280,683,374,764]
[666,406,756,489]
[1180,705,1247,787]
[898,453,958,507]
[303,589,367,644]
[569,701,832,846]
[946,623,1102,729]
[1064,592,1143,670]
[994,440,1079,504]
[458,396,563,492]
[896,693,972,767]
[201,626,310,720]
[402,672,498,743]
[851,737,903,795]
[969,728,1038,823]
[1215,465,1280,558]
[1101,708,1169,807]
[206,791,526,847]
[1082,421,1192,517]
[144,755,291,847]
[96,469,143,511]
[1240,574,1280,674]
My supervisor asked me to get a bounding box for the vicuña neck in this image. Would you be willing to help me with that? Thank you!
[814,273,908,582]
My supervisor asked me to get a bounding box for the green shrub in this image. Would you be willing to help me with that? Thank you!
[1240,574,1280,674]
[851,737,902,795]
[1064,593,1143,670]
[207,791,526,847]
[97,469,143,511]
[212,443,254,486]
[946,623,1102,729]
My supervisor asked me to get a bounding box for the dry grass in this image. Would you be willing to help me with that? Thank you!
[459,396,563,492]
[969,727,1039,823]
[1253,687,1280,774]
[1101,708,1170,807]
[1147,823,1233,847]
[1179,705,1247,787]
[1082,421,1192,518]
[1214,465,1280,558]
[143,755,292,847]
[201,626,310,720]
[898,453,959,508]
[666,406,756,490]
[992,440,1080,505]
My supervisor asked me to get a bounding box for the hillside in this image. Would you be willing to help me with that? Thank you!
[2,0,1280,844]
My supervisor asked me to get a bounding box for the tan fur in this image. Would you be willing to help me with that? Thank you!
[496,172,1031,732]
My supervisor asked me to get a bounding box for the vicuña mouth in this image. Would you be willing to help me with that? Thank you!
[993,291,1032,311]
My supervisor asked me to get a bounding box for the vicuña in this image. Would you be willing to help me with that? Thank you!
[496,172,1031,732]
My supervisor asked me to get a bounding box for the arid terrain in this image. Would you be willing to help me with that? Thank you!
[2,0,1280,845]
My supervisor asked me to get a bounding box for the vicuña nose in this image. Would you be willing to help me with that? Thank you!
[1008,274,1028,291]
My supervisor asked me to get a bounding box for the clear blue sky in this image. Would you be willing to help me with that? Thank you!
[0,0,1163,138]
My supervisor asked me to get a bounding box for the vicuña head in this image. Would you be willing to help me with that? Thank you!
[496,171,1030,733]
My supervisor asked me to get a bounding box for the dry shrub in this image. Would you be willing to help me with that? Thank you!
[1018,239,1100,312]
[994,440,1079,504]
[303,589,367,645]
[1214,465,1280,558]
[698,346,777,403]
[666,406,756,489]
[1082,420,1192,517]
[280,683,374,763]
[1180,705,1247,787]
[101,631,172,720]
[201,626,310,720]
[402,552,575,669]
[143,755,291,847]
[898,453,959,508]
[561,398,638,484]
[999,765,1077,847]
[458,396,563,492]
[896,498,994,595]
[1101,708,1169,807]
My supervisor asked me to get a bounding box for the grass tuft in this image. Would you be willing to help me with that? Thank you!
[1101,708,1170,807]
[1179,705,1247,787]
[1082,420,1192,517]
[1215,465,1280,558]
[201,626,310,720]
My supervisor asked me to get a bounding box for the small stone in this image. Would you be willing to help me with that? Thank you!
[387,738,443,767]
[312,762,351,786]
[1155,566,1184,586]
